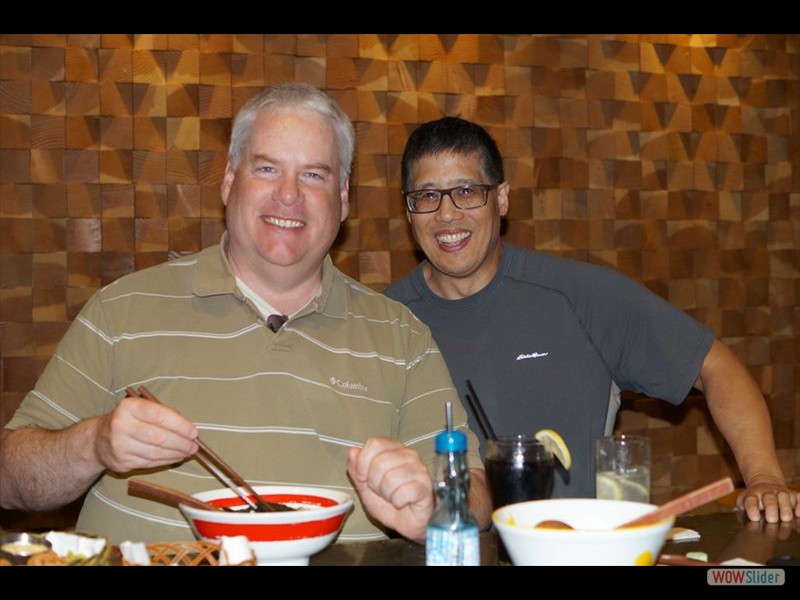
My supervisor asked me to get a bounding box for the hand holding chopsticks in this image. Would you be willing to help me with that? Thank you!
[124,385,293,512]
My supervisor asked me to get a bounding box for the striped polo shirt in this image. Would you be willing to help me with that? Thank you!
[7,237,482,544]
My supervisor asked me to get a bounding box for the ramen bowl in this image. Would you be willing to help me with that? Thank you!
[180,485,353,566]
[493,498,674,566]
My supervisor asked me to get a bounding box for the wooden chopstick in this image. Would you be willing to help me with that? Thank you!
[124,385,268,512]
[657,554,720,567]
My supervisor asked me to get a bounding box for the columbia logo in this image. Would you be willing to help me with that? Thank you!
[329,377,368,392]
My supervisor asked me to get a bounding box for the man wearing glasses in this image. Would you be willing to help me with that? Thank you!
[385,116,798,523]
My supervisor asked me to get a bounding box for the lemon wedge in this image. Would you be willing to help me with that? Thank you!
[595,471,650,502]
[534,428,572,470]
[618,479,649,502]
[595,471,624,499]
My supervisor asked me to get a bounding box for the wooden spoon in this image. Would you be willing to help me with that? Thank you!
[535,476,734,530]
[128,478,225,512]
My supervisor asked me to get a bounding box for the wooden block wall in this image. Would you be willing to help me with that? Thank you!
[1,34,798,522]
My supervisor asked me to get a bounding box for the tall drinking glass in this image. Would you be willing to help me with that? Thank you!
[485,435,555,511]
[595,434,651,502]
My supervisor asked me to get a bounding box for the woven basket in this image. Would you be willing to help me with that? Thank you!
[0,537,249,566]
[141,541,223,566]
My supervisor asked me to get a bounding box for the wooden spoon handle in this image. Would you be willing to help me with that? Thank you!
[128,478,222,512]
[657,554,721,567]
[620,476,734,529]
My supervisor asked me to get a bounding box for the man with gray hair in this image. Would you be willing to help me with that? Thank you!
[0,84,491,544]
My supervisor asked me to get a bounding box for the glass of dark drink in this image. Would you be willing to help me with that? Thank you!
[485,435,555,511]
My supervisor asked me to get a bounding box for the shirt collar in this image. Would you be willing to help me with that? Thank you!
[191,232,238,298]
[190,231,348,320]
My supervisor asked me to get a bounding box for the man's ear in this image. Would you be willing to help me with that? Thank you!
[496,181,510,217]
[220,162,235,206]
[339,180,350,222]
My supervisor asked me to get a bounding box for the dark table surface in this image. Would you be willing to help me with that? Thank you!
[1,505,795,569]
[661,510,799,566]
[311,509,800,566]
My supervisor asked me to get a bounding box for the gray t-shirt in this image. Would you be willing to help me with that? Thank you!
[385,244,714,498]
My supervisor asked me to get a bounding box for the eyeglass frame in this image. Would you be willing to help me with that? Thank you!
[403,183,500,214]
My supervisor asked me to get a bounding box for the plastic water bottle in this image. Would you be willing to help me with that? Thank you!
[425,402,480,566]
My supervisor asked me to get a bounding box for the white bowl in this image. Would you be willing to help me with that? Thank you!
[493,498,674,566]
[180,485,353,566]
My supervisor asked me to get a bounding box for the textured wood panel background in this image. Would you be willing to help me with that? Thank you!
[1,34,798,529]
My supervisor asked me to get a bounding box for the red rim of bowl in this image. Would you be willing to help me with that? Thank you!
[185,490,351,542]
[190,513,347,541]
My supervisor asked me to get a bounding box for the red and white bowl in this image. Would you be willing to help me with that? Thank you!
[180,485,353,566]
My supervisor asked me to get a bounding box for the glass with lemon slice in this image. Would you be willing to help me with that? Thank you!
[595,434,651,503]
[485,429,572,511]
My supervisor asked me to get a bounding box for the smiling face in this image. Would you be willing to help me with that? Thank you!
[220,107,349,293]
[407,150,509,298]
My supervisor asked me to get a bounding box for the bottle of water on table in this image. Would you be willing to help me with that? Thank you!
[425,401,480,566]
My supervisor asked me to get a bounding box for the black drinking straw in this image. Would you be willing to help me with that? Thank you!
[464,380,498,441]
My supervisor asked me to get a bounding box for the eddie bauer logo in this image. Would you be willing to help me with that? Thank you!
[329,377,368,393]
[516,351,549,361]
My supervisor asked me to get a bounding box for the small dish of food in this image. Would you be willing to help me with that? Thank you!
[0,532,53,565]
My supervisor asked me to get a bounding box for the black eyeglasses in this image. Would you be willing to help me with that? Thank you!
[404,183,499,214]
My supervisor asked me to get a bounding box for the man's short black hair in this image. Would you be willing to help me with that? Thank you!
[401,116,504,191]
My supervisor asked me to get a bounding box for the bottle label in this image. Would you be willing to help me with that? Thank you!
[425,527,480,566]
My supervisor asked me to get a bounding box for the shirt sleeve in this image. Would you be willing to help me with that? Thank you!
[565,261,715,405]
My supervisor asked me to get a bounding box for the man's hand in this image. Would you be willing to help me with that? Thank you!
[95,396,199,473]
[1,394,199,511]
[346,437,434,542]
[737,474,800,523]
[696,340,797,525]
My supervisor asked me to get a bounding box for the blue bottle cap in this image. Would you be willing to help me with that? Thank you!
[435,429,467,453]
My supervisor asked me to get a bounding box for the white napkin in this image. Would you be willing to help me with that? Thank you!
[720,557,763,566]
[218,535,255,566]
[45,531,106,559]
[667,526,701,541]
[119,541,152,566]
